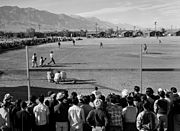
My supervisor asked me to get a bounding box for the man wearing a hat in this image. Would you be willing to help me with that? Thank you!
[54,92,69,131]
[86,99,108,131]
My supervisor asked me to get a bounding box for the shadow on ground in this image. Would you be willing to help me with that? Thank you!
[0,86,66,101]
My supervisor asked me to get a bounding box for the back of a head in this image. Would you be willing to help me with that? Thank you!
[21,101,27,109]
[95,86,98,91]
[82,95,90,104]
[30,95,37,103]
[146,87,154,96]
[38,95,44,103]
[158,90,165,98]
[47,91,54,97]
[71,97,79,105]
[89,94,95,102]
[126,96,134,105]
[134,86,140,92]
[71,92,77,99]
[171,87,177,93]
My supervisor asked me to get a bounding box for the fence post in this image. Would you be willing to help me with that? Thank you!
[26,46,31,101]
[140,44,143,93]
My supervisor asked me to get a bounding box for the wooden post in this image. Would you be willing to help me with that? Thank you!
[140,44,143,93]
[26,46,31,101]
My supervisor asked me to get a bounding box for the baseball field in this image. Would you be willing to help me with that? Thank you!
[1,36,180,100]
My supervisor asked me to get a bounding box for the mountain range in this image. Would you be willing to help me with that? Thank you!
[0,6,137,32]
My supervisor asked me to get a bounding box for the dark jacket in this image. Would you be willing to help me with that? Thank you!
[15,109,32,131]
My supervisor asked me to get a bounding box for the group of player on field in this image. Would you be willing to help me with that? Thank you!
[32,51,56,68]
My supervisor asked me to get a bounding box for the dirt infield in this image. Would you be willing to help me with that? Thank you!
[1,37,180,100]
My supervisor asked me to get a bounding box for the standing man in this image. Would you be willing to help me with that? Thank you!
[100,42,103,48]
[48,51,56,65]
[143,44,148,54]
[15,101,32,131]
[72,39,76,46]
[33,95,50,131]
[68,97,85,131]
[58,41,61,48]
[32,53,38,67]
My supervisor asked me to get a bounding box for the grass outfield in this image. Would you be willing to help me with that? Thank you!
[1,37,180,100]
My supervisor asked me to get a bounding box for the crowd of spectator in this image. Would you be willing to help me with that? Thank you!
[0,37,59,51]
[0,86,180,131]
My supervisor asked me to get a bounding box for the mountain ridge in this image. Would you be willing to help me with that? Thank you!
[0,6,137,32]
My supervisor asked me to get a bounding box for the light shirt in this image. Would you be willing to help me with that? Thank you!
[122,106,138,123]
[54,72,60,82]
[33,103,49,126]
[50,53,53,59]
[68,105,85,130]
[92,90,102,98]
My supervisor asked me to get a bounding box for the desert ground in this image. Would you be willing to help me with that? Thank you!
[1,36,180,100]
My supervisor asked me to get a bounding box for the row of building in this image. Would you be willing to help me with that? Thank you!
[86,30,180,38]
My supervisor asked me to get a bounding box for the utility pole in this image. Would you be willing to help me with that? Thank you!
[38,24,41,32]
[95,23,98,37]
[154,21,157,38]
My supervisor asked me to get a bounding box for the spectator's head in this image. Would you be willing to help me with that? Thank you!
[71,97,79,105]
[77,94,84,103]
[38,94,44,103]
[63,90,69,98]
[15,99,22,107]
[94,99,103,109]
[82,95,90,104]
[47,91,54,97]
[34,53,36,55]
[50,51,53,53]
[95,86,98,91]
[89,94,95,102]
[127,96,134,105]
[71,92,77,99]
[134,86,140,93]
[146,87,154,96]
[97,95,105,102]
[20,101,27,109]
[50,93,56,100]
[3,93,13,103]
[109,95,116,104]
[121,89,129,98]
[158,88,165,98]
[133,96,141,106]
[56,92,65,102]
[171,87,177,94]
[30,95,37,103]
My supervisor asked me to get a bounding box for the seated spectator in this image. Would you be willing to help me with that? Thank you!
[54,71,61,84]
[47,69,54,83]
[122,96,138,131]
[86,99,108,131]
[60,71,67,81]
[136,101,158,131]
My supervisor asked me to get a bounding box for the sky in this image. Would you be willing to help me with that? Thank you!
[0,0,180,28]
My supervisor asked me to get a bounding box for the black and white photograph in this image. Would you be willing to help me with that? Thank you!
[0,0,180,131]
